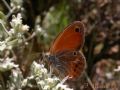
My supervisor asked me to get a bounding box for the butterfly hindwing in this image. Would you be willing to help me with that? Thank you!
[67,51,86,79]
[51,51,86,79]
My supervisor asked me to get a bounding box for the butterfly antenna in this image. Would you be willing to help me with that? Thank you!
[84,72,96,90]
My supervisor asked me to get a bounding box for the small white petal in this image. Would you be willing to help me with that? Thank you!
[114,66,120,72]
[21,25,29,31]
[105,72,113,79]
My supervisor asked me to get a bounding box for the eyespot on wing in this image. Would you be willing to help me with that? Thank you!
[50,21,85,54]
[67,52,86,79]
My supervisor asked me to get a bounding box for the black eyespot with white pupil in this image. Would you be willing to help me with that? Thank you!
[75,27,81,32]
[73,51,77,56]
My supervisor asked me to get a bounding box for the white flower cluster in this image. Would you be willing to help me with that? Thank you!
[30,61,73,90]
[8,68,23,90]
[0,57,18,72]
[0,13,29,52]
[10,13,29,35]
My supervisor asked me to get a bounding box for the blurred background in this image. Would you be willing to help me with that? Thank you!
[0,0,120,90]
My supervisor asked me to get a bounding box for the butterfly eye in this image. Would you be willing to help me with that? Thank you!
[75,27,81,32]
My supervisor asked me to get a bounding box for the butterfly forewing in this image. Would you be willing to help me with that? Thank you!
[50,21,85,55]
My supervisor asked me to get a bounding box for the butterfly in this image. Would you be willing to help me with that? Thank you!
[47,21,86,80]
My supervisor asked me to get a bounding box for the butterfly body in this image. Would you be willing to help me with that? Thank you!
[48,21,86,79]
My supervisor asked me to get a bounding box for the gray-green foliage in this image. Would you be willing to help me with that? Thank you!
[0,11,72,90]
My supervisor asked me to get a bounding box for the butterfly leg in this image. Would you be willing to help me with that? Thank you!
[60,76,69,84]
[49,66,53,77]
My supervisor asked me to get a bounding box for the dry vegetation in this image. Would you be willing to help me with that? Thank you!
[0,0,120,90]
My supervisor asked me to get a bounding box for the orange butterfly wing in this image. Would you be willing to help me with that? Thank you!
[50,21,85,55]
[49,21,86,79]
[68,52,86,79]
[57,51,86,79]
